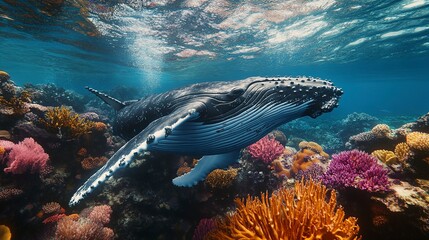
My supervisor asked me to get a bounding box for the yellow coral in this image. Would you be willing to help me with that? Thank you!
[0,91,32,116]
[207,180,360,240]
[371,150,399,165]
[205,168,238,189]
[406,132,429,151]
[371,124,393,138]
[40,106,95,138]
[0,71,10,82]
[394,143,411,161]
[0,225,11,240]
[298,141,329,158]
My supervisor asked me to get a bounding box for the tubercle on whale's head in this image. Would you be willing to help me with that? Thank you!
[239,76,343,118]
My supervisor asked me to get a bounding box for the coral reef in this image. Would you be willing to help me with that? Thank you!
[406,132,429,151]
[371,150,399,165]
[0,138,50,174]
[204,168,238,189]
[207,180,360,239]
[323,150,390,192]
[42,202,62,214]
[81,156,108,170]
[23,83,86,112]
[371,124,394,139]
[247,135,284,164]
[40,106,96,138]
[192,218,217,240]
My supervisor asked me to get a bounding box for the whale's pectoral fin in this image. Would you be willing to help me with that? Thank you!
[69,108,201,206]
[172,150,240,187]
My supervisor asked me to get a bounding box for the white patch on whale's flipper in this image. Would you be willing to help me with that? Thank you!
[69,108,200,206]
[172,150,240,187]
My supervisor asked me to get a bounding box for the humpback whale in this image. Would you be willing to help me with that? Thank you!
[69,76,343,206]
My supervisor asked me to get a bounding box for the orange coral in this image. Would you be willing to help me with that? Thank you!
[93,122,108,132]
[0,146,5,156]
[66,213,79,221]
[205,168,238,189]
[270,159,291,178]
[371,124,393,138]
[394,142,411,162]
[0,225,11,240]
[81,156,108,170]
[290,148,320,176]
[176,162,191,176]
[207,180,360,240]
[298,141,329,158]
[40,106,96,138]
[76,148,88,157]
[371,150,399,165]
[406,132,429,151]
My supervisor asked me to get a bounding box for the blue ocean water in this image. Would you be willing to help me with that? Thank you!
[1,0,428,118]
[2,1,429,239]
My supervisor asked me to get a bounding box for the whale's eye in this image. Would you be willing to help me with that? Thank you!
[229,88,245,96]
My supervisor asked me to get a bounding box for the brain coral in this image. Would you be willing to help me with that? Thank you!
[406,132,429,151]
[205,168,238,189]
[207,180,360,240]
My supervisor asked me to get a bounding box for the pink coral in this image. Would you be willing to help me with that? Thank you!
[88,205,112,225]
[0,138,49,174]
[247,136,284,164]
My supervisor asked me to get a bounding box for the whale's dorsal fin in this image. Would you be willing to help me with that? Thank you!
[86,86,126,111]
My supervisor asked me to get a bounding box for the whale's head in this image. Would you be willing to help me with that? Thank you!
[244,76,342,118]
[193,76,342,124]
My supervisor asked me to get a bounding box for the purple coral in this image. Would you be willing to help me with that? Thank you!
[0,138,49,174]
[193,218,217,240]
[322,150,390,192]
[248,136,284,164]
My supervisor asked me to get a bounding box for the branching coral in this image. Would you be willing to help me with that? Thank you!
[0,90,32,116]
[207,180,360,240]
[406,132,429,151]
[247,136,284,164]
[323,150,391,192]
[205,168,238,189]
[40,106,96,138]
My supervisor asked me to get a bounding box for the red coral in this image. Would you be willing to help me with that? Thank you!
[43,213,66,224]
[0,138,49,174]
[247,136,284,164]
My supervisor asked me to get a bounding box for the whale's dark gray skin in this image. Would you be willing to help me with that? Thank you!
[69,76,342,206]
